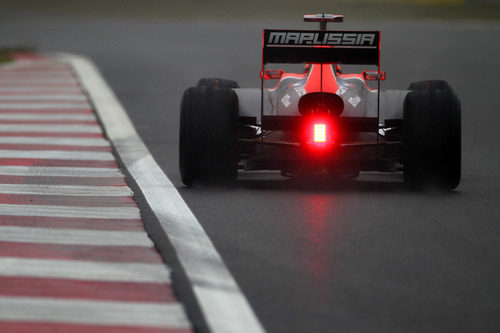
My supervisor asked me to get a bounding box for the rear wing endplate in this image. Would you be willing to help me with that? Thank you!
[263,30,380,66]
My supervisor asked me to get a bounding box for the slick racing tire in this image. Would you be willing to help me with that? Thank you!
[197,78,239,89]
[179,86,239,186]
[408,80,452,92]
[403,88,461,190]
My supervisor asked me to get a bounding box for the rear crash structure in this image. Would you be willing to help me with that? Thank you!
[180,14,461,190]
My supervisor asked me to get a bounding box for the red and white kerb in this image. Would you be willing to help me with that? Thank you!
[0,56,192,332]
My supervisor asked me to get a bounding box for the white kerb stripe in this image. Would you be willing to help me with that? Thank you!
[0,258,170,283]
[0,226,152,247]
[0,75,74,80]
[0,150,114,161]
[0,184,131,196]
[0,166,121,177]
[0,79,76,84]
[0,165,123,177]
[0,95,87,101]
[0,70,72,75]
[0,204,140,219]
[0,124,101,133]
[0,136,109,146]
[0,87,81,92]
[0,113,96,121]
[61,54,265,332]
[0,297,190,328]
[0,103,90,109]
[0,61,65,70]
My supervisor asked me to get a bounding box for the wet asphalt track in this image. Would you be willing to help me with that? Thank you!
[1,10,499,332]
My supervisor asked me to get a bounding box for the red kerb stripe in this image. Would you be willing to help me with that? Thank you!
[0,175,126,186]
[0,276,175,302]
[0,131,102,138]
[0,120,97,125]
[0,242,160,264]
[0,82,79,86]
[0,215,143,231]
[0,100,86,105]
[0,109,93,114]
[0,91,84,95]
[0,144,111,152]
[0,159,118,168]
[0,194,135,207]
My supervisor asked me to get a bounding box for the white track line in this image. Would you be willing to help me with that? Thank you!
[0,150,114,161]
[0,113,95,121]
[62,55,265,333]
[0,137,109,146]
[0,166,120,177]
[0,297,190,328]
[0,95,87,101]
[0,226,152,246]
[0,258,170,283]
[0,184,131,196]
[0,103,90,109]
[0,204,139,219]
[0,124,100,133]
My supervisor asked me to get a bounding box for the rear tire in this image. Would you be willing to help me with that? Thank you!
[408,80,452,92]
[403,88,461,190]
[197,78,239,89]
[179,86,239,186]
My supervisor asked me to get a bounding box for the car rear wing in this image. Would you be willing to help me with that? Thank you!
[259,28,383,142]
[262,29,380,66]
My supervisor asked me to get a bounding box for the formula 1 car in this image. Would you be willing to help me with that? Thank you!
[180,14,461,190]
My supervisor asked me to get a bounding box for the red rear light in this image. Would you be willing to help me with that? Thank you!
[313,123,327,143]
[305,118,334,148]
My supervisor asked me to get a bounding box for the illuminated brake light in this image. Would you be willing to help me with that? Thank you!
[313,123,327,143]
[304,118,334,149]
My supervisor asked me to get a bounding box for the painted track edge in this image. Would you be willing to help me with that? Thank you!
[58,53,265,333]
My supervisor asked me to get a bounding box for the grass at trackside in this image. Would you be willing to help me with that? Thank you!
[0,48,35,64]
[0,52,11,64]
[0,0,499,21]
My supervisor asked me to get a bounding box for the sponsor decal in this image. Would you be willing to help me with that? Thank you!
[294,87,307,97]
[263,30,380,65]
[267,31,377,47]
[348,96,361,107]
[281,94,291,107]
[337,85,347,96]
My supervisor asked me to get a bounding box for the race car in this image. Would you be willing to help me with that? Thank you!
[179,14,461,190]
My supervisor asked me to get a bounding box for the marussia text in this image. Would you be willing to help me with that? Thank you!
[267,32,377,47]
